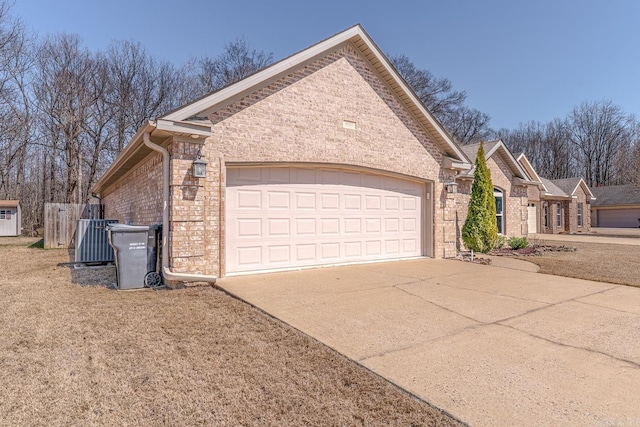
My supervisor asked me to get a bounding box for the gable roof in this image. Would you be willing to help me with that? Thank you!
[590,185,640,206]
[540,177,595,200]
[540,178,570,199]
[552,178,594,199]
[93,25,471,195]
[162,24,469,163]
[459,140,534,183]
[516,153,543,184]
[0,200,19,207]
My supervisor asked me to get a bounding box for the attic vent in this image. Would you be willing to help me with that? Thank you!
[342,120,357,130]
[75,219,118,264]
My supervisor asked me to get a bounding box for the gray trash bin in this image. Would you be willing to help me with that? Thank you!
[107,224,161,290]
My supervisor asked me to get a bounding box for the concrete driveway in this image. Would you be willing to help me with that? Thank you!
[218,259,640,426]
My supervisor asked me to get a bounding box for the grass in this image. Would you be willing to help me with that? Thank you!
[0,237,462,426]
[521,240,640,287]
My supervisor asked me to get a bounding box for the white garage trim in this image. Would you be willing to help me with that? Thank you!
[224,165,432,275]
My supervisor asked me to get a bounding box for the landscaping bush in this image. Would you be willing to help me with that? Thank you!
[495,235,507,249]
[508,236,529,250]
[462,142,498,253]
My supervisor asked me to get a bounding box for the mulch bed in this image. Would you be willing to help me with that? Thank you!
[458,244,577,264]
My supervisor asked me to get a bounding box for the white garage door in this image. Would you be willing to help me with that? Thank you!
[226,166,427,274]
[598,208,640,228]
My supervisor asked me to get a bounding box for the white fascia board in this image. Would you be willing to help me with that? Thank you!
[354,29,469,163]
[442,156,472,171]
[162,27,363,122]
[516,153,543,183]
[513,177,541,186]
[155,119,211,136]
[162,24,468,164]
[490,141,530,180]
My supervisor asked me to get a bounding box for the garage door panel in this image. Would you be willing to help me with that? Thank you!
[598,209,640,228]
[321,218,340,235]
[321,193,340,209]
[267,191,290,209]
[236,189,262,209]
[344,194,361,210]
[295,218,316,235]
[344,241,362,257]
[267,218,290,236]
[295,192,316,209]
[296,244,316,261]
[226,166,426,274]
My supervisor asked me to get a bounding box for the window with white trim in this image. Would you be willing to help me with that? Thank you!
[556,203,562,227]
[494,188,504,234]
[577,202,583,226]
[544,204,549,227]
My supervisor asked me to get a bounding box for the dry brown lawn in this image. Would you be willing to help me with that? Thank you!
[522,240,640,287]
[0,237,462,426]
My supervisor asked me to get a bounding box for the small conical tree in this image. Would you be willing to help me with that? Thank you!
[462,142,498,252]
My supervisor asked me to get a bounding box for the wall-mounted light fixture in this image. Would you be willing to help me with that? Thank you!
[192,151,207,178]
[444,178,458,194]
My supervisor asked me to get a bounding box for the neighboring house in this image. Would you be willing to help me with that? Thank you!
[516,153,545,234]
[542,178,593,234]
[92,25,472,279]
[456,141,538,248]
[590,185,640,228]
[515,155,594,234]
[0,200,21,236]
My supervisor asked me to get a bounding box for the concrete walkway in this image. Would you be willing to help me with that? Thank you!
[218,259,640,426]
[532,227,640,246]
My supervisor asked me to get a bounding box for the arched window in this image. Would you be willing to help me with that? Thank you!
[494,188,504,234]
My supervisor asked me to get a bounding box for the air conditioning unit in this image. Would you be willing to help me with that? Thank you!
[75,219,118,264]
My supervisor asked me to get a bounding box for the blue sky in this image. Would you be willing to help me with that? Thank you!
[10,0,640,130]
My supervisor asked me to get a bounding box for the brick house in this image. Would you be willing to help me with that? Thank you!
[92,25,473,280]
[516,153,594,234]
[454,141,538,249]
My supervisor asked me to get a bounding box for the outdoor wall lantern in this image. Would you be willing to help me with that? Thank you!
[192,154,207,178]
[444,178,458,194]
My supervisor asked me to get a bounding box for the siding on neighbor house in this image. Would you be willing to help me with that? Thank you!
[100,44,455,277]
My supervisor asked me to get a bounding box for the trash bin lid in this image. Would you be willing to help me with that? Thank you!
[106,223,151,231]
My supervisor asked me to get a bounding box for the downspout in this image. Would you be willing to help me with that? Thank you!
[143,132,217,284]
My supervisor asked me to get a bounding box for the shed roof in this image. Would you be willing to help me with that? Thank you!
[590,185,640,207]
[0,200,19,207]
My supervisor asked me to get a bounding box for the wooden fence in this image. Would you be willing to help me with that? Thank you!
[44,203,103,249]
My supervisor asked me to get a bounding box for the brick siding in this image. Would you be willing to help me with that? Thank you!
[102,44,457,277]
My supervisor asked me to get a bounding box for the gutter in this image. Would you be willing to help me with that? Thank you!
[143,131,217,284]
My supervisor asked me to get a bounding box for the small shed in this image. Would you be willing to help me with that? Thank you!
[0,200,21,236]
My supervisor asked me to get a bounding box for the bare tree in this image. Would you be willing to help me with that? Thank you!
[390,54,492,144]
[106,40,178,152]
[197,37,273,94]
[441,106,492,144]
[0,1,32,202]
[390,54,465,120]
[33,33,100,203]
[498,120,576,179]
[566,100,635,186]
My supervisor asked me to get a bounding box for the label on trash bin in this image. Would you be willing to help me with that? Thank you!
[128,242,146,250]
